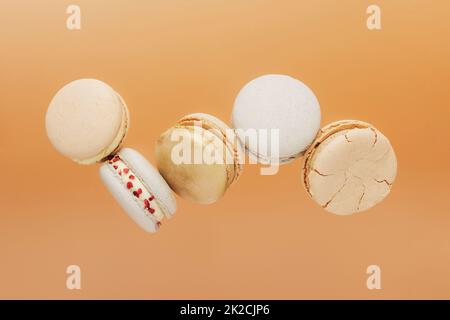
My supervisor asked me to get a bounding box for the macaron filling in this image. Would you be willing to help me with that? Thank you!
[107,154,164,227]
[245,145,299,165]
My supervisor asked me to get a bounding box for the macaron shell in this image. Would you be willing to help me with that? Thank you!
[119,148,176,217]
[307,119,371,149]
[99,164,158,233]
[304,122,397,215]
[232,74,321,161]
[156,126,230,204]
[46,79,129,164]
[302,120,375,188]
[182,113,231,134]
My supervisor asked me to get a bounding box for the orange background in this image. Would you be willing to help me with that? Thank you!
[1,0,450,299]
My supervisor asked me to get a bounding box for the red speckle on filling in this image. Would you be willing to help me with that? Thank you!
[156,221,162,227]
[133,189,142,198]
[112,160,159,222]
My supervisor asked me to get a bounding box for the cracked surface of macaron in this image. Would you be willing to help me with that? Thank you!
[45,79,129,164]
[156,113,243,204]
[302,120,397,215]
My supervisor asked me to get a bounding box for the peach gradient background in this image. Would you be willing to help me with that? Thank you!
[1,0,450,299]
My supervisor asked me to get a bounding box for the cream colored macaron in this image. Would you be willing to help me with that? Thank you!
[46,79,129,164]
[302,120,397,215]
[156,113,243,204]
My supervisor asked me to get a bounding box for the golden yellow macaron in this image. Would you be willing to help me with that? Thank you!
[156,113,243,204]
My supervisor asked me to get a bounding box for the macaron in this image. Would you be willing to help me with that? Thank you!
[46,79,129,164]
[156,113,244,204]
[232,74,321,164]
[99,148,176,232]
[302,120,397,215]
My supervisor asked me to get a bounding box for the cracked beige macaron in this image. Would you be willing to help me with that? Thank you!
[156,113,243,204]
[302,120,397,215]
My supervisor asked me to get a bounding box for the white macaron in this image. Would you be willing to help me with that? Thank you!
[99,148,176,233]
[232,74,321,164]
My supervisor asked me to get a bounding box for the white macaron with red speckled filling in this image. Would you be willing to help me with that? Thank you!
[99,148,176,233]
